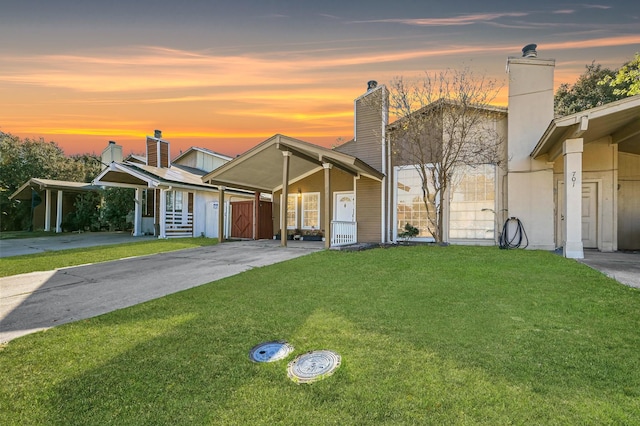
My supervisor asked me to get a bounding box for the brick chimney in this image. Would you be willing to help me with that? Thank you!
[146,130,170,168]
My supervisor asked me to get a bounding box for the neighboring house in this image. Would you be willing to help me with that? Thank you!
[9,178,102,232]
[94,131,254,238]
[201,44,640,256]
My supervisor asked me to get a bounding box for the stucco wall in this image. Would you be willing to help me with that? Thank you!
[506,55,556,250]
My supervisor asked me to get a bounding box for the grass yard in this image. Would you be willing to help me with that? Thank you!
[0,238,218,277]
[1,245,639,424]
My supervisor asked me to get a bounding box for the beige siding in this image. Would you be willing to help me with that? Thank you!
[336,86,387,172]
[356,176,382,242]
[619,152,640,249]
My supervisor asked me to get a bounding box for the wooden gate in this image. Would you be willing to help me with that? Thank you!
[231,201,253,239]
[257,201,273,239]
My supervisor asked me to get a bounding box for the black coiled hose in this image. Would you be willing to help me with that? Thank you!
[499,217,529,249]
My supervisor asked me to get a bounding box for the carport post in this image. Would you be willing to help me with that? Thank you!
[55,190,63,233]
[133,188,142,236]
[280,151,291,247]
[323,163,332,249]
[44,189,52,231]
[218,186,225,242]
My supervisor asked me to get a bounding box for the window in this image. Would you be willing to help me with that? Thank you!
[449,164,496,240]
[165,190,185,213]
[286,194,297,229]
[301,192,320,229]
[395,166,436,239]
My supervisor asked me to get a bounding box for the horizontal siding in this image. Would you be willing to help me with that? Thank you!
[356,176,381,242]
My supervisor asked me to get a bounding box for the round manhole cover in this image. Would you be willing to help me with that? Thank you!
[249,340,294,363]
[287,350,341,384]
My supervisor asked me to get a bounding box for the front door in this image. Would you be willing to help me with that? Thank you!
[334,192,355,222]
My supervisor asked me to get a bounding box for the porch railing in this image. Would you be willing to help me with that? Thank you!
[165,211,193,237]
[331,221,357,246]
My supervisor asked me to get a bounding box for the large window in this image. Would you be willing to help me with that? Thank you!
[301,192,320,229]
[449,164,496,240]
[395,166,436,239]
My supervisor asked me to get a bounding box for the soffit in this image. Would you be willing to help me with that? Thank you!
[532,95,640,158]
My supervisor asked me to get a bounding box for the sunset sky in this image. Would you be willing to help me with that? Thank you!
[1,1,639,158]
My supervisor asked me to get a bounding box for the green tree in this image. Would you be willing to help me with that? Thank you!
[600,52,640,97]
[387,68,504,243]
[554,62,621,117]
[64,191,103,232]
[101,187,134,231]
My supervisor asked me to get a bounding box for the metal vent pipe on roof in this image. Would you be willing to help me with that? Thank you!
[522,44,537,58]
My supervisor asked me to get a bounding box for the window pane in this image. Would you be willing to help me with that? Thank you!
[396,167,435,238]
[166,191,173,211]
[302,193,320,229]
[449,164,496,240]
[175,191,183,211]
[287,194,297,229]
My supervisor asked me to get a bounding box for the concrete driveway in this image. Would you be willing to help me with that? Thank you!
[0,239,323,343]
[579,250,640,289]
[0,232,155,258]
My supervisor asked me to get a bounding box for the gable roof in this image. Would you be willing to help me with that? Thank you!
[172,146,233,163]
[94,161,218,191]
[9,178,101,200]
[532,94,640,159]
[202,134,384,193]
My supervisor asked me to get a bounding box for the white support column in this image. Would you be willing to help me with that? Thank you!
[280,151,291,247]
[563,138,584,259]
[55,190,63,233]
[133,188,142,236]
[159,189,167,238]
[218,186,225,242]
[44,189,52,231]
[323,163,332,249]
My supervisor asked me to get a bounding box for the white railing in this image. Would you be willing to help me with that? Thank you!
[331,221,357,246]
[165,212,193,237]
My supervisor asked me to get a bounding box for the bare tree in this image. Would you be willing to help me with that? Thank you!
[387,67,505,242]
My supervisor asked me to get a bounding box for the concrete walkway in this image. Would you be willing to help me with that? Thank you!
[579,250,640,289]
[0,239,323,343]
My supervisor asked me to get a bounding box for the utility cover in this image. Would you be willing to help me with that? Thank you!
[287,350,341,384]
[249,340,294,363]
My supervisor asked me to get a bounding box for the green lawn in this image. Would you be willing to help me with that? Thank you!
[1,246,639,424]
[0,238,218,277]
[0,230,66,240]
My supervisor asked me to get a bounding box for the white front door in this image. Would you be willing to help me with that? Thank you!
[334,192,355,222]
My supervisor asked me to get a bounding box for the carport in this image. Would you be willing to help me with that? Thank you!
[9,178,102,232]
[202,134,383,249]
